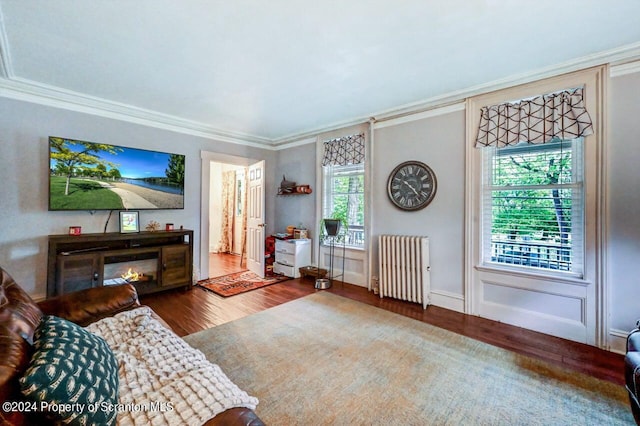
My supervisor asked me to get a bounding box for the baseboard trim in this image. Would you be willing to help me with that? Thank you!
[609,328,629,355]
[429,290,464,313]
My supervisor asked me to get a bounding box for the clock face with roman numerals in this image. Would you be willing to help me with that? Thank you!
[387,161,437,211]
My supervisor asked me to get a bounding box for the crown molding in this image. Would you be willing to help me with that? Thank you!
[1,33,640,149]
[271,42,640,145]
[610,60,640,77]
[373,102,466,129]
[272,136,317,151]
[0,76,274,149]
[270,117,369,148]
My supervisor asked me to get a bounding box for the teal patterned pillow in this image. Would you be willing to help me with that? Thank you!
[19,315,119,426]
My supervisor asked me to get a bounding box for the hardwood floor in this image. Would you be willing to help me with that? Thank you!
[208,252,246,277]
[141,254,626,386]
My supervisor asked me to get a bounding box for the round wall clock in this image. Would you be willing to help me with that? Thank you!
[386,161,437,211]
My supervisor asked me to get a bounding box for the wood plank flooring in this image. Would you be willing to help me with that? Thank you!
[141,253,626,386]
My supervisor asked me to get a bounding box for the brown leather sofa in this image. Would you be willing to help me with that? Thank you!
[626,321,640,425]
[0,267,264,426]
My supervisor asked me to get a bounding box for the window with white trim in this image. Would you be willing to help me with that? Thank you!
[483,138,584,275]
[322,163,365,248]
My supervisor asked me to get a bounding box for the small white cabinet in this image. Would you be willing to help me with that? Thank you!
[273,238,311,278]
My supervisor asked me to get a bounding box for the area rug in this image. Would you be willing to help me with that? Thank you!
[196,270,290,297]
[184,292,634,425]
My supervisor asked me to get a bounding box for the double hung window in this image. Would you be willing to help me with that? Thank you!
[322,163,365,248]
[483,138,584,275]
[320,132,366,249]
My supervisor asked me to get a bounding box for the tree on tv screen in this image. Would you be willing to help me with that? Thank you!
[49,137,122,196]
[165,154,185,192]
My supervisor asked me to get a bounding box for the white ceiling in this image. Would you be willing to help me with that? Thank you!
[1,1,640,146]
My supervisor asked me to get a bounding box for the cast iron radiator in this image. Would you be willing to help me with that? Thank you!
[378,235,430,309]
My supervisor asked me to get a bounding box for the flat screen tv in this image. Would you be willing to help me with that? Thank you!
[49,136,185,211]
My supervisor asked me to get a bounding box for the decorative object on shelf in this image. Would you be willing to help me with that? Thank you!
[296,185,312,194]
[279,175,296,194]
[119,211,140,233]
[165,223,174,231]
[277,175,312,195]
[145,220,161,232]
[278,185,312,195]
[68,226,82,235]
[387,161,437,211]
[294,229,308,239]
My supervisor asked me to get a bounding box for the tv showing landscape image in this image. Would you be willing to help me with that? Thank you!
[49,137,185,211]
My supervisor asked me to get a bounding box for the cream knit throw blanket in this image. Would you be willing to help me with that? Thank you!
[86,307,259,425]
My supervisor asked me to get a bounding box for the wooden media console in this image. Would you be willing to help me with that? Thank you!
[47,230,193,298]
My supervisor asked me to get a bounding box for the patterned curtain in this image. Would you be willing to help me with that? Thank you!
[322,133,366,166]
[240,167,249,262]
[219,170,236,253]
[475,87,593,148]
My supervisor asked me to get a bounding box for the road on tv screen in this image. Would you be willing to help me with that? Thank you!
[49,177,184,210]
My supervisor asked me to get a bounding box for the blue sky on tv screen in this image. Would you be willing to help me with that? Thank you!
[51,140,177,179]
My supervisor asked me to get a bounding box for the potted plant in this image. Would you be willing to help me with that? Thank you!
[322,218,341,237]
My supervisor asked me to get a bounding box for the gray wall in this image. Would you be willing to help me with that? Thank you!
[370,111,466,299]
[273,142,316,238]
[0,96,275,297]
[271,111,465,299]
[609,71,640,332]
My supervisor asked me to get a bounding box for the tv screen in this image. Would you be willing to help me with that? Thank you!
[49,136,185,211]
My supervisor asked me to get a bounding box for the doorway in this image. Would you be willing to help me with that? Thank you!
[209,162,247,278]
[199,151,265,282]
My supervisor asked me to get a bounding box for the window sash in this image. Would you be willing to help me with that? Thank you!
[322,163,365,248]
[482,138,584,275]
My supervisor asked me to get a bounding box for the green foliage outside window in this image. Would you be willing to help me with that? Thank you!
[329,174,364,228]
[491,141,575,244]
[324,163,365,247]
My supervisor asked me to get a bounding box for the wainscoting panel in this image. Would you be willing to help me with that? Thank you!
[476,270,592,344]
[319,246,366,287]
[482,282,584,322]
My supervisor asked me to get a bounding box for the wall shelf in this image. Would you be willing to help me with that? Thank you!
[277,185,312,196]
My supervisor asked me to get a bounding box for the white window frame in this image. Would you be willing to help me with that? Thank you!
[321,162,365,249]
[482,138,585,277]
[465,66,607,347]
[314,126,371,288]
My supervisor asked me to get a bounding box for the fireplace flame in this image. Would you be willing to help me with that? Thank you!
[122,268,143,282]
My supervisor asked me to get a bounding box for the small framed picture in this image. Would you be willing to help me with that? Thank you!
[119,211,140,233]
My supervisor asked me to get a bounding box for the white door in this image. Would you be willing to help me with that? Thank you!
[246,161,265,277]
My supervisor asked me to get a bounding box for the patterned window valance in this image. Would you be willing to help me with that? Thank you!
[475,87,594,148]
[322,133,365,166]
